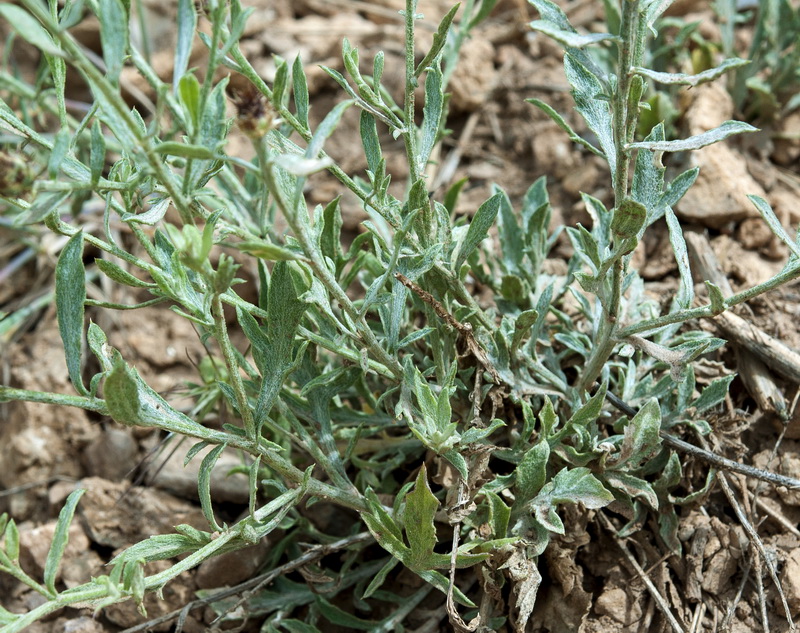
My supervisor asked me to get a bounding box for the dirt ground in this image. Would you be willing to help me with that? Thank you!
[2,0,800,631]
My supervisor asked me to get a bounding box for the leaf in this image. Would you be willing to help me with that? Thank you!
[178,74,201,137]
[526,98,605,158]
[665,208,693,309]
[3,519,19,562]
[418,65,443,174]
[705,281,726,315]
[415,4,460,77]
[47,129,71,179]
[515,441,549,505]
[404,464,439,571]
[155,141,215,159]
[307,100,352,159]
[0,5,62,57]
[238,239,301,261]
[530,20,619,48]
[43,488,86,594]
[292,55,310,129]
[362,557,399,599]
[56,231,88,396]
[110,533,203,564]
[564,53,617,178]
[174,0,196,92]
[692,374,734,413]
[486,491,511,538]
[632,58,749,87]
[535,467,614,514]
[90,120,105,185]
[454,192,501,270]
[611,198,647,240]
[124,197,171,226]
[95,258,154,288]
[316,597,380,629]
[612,399,662,469]
[748,195,800,259]
[198,444,225,532]
[628,120,757,152]
[98,0,128,84]
[566,382,606,428]
[359,111,382,174]
[603,471,659,508]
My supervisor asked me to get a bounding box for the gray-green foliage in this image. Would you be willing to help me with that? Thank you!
[1,0,799,630]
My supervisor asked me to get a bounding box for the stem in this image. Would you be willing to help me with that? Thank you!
[21,0,194,222]
[403,0,420,184]
[619,262,800,338]
[0,387,369,512]
[576,0,644,394]
[212,294,256,440]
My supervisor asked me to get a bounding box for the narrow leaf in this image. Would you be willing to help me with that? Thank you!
[632,58,749,87]
[454,192,501,270]
[56,231,88,395]
[526,98,605,157]
[748,195,800,259]
[174,0,196,92]
[530,21,619,48]
[404,464,439,571]
[198,444,226,532]
[43,488,86,594]
[628,120,757,152]
[705,281,726,314]
[415,4,460,77]
[418,65,443,174]
[292,55,310,129]
[0,5,62,57]
[98,0,128,84]
[564,53,616,177]
[95,258,153,288]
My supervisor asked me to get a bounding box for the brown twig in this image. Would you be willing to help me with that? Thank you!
[598,513,687,633]
[395,272,503,385]
[604,391,800,490]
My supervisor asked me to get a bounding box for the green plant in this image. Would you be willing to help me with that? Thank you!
[1,0,799,630]
[716,0,800,121]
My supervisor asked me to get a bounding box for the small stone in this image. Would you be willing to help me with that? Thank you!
[83,428,138,481]
[195,540,270,589]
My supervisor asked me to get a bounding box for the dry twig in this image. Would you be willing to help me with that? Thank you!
[395,272,503,385]
[598,513,687,633]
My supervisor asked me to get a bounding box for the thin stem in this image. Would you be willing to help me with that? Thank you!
[212,294,256,440]
[21,0,194,221]
[403,0,420,184]
[618,261,800,338]
[576,0,644,394]
[0,386,369,512]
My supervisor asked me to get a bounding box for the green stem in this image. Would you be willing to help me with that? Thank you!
[619,262,800,338]
[0,387,108,414]
[575,0,645,394]
[403,0,420,184]
[0,387,369,512]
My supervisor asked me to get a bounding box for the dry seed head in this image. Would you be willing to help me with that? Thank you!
[0,150,35,198]
[226,73,278,139]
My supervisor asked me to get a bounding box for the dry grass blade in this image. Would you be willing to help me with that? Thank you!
[598,512,687,633]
